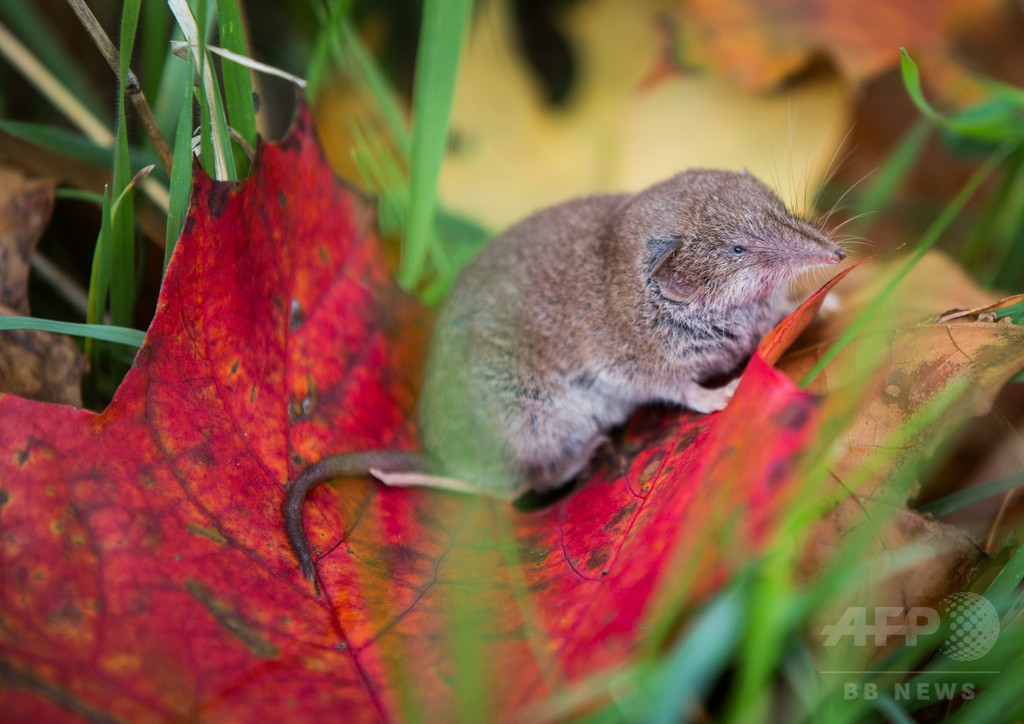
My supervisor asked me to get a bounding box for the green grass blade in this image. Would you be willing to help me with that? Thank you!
[799,144,1013,387]
[0,120,160,184]
[207,66,236,180]
[167,63,197,268]
[845,119,931,238]
[900,49,950,128]
[194,0,215,176]
[86,187,113,358]
[0,316,145,348]
[872,695,916,724]
[901,48,1022,141]
[648,582,747,724]
[112,166,156,218]
[0,0,103,115]
[56,188,104,205]
[945,655,1024,724]
[337,18,411,156]
[216,0,256,148]
[399,0,473,289]
[170,0,234,180]
[0,18,113,146]
[0,120,111,165]
[780,644,822,715]
[109,0,142,329]
[152,25,190,139]
[139,0,171,102]
[989,164,1024,288]
[304,2,334,104]
[196,0,235,181]
[984,539,1024,608]
[918,470,1024,517]
[958,149,1023,274]
[726,557,797,721]
[308,6,411,156]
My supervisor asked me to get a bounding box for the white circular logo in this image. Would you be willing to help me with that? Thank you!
[939,592,1000,662]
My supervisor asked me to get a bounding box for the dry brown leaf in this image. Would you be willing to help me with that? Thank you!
[806,500,986,666]
[0,130,165,246]
[678,0,1003,96]
[0,169,53,313]
[792,252,1024,502]
[0,307,89,405]
[785,252,1023,647]
[785,254,1023,501]
[0,168,87,405]
[804,500,984,604]
[784,251,1007,387]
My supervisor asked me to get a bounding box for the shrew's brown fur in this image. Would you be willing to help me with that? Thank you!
[285,169,845,589]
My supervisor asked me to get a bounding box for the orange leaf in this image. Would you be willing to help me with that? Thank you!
[676,0,1003,92]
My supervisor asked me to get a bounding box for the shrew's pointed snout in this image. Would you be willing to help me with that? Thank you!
[830,248,846,264]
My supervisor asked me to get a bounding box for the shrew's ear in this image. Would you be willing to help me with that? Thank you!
[651,250,695,302]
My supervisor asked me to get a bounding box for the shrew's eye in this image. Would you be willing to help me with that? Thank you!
[733,246,745,255]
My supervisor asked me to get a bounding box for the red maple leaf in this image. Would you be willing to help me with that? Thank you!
[0,103,841,721]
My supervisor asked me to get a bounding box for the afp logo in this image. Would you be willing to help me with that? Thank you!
[820,592,1000,661]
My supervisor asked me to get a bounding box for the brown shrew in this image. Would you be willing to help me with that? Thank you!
[284,169,846,592]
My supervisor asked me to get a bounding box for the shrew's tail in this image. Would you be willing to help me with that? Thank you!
[283,451,430,593]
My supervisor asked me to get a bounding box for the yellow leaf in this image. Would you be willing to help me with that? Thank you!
[439,0,851,230]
